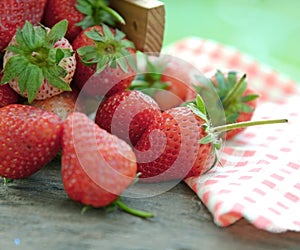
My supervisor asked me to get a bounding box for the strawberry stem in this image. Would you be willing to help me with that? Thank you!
[115,199,154,218]
[212,119,288,133]
[102,5,125,25]
[222,73,246,108]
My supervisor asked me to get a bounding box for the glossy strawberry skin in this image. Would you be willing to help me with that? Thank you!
[62,112,137,207]
[0,104,63,179]
[95,90,162,146]
[72,25,136,97]
[0,0,47,52]
[42,0,83,42]
[30,88,80,120]
[0,72,19,107]
[135,106,214,182]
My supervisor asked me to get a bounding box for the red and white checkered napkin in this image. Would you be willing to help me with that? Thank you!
[164,37,300,233]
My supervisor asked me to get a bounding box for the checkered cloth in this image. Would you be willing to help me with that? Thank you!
[164,37,300,233]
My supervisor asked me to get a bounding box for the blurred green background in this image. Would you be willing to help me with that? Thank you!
[161,0,300,83]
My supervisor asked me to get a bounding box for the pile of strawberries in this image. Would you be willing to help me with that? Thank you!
[0,1,286,217]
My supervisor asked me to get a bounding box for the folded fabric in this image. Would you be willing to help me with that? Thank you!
[164,37,300,233]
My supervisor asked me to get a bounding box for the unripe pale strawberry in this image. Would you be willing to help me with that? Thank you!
[1,20,76,103]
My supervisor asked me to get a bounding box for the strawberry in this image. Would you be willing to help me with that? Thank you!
[62,112,153,217]
[30,88,80,120]
[95,90,162,146]
[0,0,47,52]
[0,104,63,179]
[0,71,19,107]
[131,54,194,110]
[1,20,76,103]
[207,70,259,139]
[72,24,136,97]
[135,102,214,182]
[187,70,259,139]
[135,95,287,182]
[42,0,125,42]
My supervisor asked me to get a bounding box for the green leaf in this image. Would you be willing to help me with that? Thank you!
[5,45,24,55]
[16,63,44,102]
[77,46,99,65]
[46,19,68,45]
[96,56,109,73]
[215,70,227,91]
[227,71,237,89]
[120,39,135,49]
[55,49,66,63]
[187,103,208,122]
[199,134,213,144]
[34,26,47,48]
[76,0,93,16]
[241,94,259,102]
[102,23,114,40]
[225,112,239,124]
[22,21,36,50]
[1,55,28,84]
[43,66,71,91]
[116,55,129,73]
[195,95,207,115]
[15,27,30,52]
[26,65,44,103]
[85,29,105,42]
[115,29,126,41]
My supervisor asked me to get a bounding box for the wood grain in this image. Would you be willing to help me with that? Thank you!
[110,0,165,53]
[1,160,300,249]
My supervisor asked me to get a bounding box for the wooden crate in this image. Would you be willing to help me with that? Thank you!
[110,0,165,53]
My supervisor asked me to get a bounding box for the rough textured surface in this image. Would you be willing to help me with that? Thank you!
[1,159,300,250]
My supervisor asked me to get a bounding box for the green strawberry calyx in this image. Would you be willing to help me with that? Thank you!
[217,70,259,124]
[75,0,125,29]
[0,20,73,103]
[77,24,136,73]
[186,94,288,170]
[130,53,170,96]
[194,70,259,124]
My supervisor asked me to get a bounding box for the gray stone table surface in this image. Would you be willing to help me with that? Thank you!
[1,159,300,250]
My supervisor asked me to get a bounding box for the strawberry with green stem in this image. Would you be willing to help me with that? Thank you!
[135,95,287,182]
[1,20,76,103]
[43,0,125,42]
[191,70,259,139]
[72,23,136,97]
[62,112,153,218]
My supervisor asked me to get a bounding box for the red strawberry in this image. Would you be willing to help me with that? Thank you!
[0,71,19,107]
[187,70,259,139]
[0,0,47,52]
[207,70,259,139]
[0,104,63,179]
[42,0,125,42]
[30,88,80,120]
[131,54,195,110]
[135,104,214,182]
[61,112,137,207]
[135,95,287,182]
[72,24,136,97]
[95,90,162,146]
[1,20,76,103]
